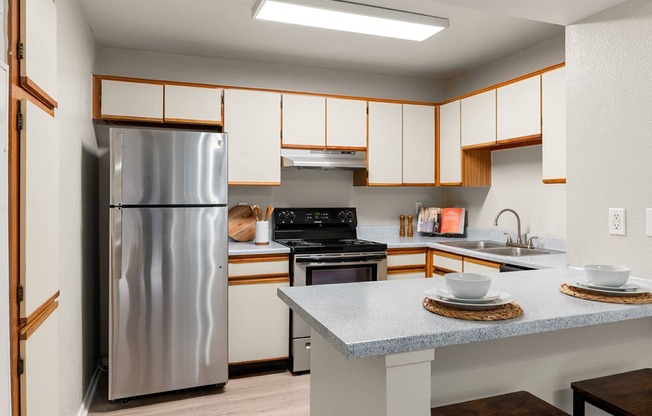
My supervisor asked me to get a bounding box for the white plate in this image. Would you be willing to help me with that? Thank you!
[578,281,639,292]
[424,289,514,310]
[571,282,650,297]
[426,288,502,304]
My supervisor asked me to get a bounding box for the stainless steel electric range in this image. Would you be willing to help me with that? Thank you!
[272,207,388,373]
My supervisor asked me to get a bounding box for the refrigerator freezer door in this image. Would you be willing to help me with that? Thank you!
[109,206,228,400]
[111,128,227,205]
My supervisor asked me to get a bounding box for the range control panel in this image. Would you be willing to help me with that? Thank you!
[274,208,357,225]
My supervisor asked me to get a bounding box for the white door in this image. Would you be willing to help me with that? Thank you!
[368,102,402,185]
[19,0,57,106]
[402,104,435,184]
[497,76,541,142]
[326,98,367,148]
[542,67,566,182]
[0,63,11,416]
[282,94,325,147]
[439,100,462,185]
[461,90,496,147]
[224,89,281,184]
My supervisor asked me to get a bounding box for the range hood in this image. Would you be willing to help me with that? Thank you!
[281,149,366,169]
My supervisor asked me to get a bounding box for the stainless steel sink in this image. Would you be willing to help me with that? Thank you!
[439,240,506,249]
[475,247,552,256]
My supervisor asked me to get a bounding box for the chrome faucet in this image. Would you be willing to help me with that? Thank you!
[493,208,538,249]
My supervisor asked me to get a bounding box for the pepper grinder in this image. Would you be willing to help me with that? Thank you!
[399,214,406,237]
[407,215,413,237]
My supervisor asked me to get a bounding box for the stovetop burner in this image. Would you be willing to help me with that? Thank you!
[272,208,387,254]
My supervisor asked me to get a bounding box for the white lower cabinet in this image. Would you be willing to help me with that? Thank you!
[228,255,289,364]
[431,250,501,276]
[463,257,501,274]
[387,248,427,280]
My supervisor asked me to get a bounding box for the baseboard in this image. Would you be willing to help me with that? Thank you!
[77,367,101,416]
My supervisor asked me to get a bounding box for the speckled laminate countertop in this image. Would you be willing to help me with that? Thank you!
[278,267,652,359]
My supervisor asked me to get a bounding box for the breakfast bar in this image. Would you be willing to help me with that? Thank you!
[278,267,652,415]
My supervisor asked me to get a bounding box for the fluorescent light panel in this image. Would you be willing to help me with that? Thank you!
[252,0,448,42]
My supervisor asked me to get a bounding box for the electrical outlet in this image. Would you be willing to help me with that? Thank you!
[608,208,626,236]
[415,202,423,216]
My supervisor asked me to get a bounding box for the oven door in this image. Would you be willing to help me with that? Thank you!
[292,252,387,338]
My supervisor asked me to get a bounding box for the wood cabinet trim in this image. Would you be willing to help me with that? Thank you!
[163,117,222,126]
[432,267,458,275]
[463,257,501,269]
[229,356,290,366]
[388,266,426,273]
[18,297,58,341]
[19,77,58,109]
[388,248,427,256]
[228,275,290,285]
[543,178,566,184]
[439,182,463,187]
[98,114,164,123]
[229,254,289,263]
[439,62,565,105]
[431,250,463,261]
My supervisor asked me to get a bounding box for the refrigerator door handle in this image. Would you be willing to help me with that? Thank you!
[110,208,122,280]
[110,132,123,205]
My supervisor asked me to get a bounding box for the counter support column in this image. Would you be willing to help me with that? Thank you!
[310,330,435,416]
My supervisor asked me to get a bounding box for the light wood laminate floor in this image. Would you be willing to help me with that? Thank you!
[88,370,310,415]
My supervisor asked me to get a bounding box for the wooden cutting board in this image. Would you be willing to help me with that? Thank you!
[228,205,256,242]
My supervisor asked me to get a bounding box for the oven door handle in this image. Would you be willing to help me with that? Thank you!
[295,254,387,264]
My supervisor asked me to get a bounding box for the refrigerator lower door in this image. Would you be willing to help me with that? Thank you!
[109,206,228,400]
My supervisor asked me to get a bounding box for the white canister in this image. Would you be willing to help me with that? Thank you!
[254,221,269,245]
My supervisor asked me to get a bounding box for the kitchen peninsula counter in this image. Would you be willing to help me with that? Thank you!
[278,267,652,415]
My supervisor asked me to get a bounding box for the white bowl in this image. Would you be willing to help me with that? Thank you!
[444,273,492,299]
[584,264,630,287]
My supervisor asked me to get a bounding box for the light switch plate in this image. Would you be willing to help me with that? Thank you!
[646,209,652,237]
[609,208,626,236]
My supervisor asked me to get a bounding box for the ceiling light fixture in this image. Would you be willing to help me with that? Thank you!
[252,0,449,42]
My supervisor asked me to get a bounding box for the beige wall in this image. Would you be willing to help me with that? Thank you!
[57,0,98,414]
[566,0,652,276]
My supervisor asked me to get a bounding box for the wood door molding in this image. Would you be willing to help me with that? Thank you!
[19,77,58,110]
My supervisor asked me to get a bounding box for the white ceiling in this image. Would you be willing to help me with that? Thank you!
[78,0,625,80]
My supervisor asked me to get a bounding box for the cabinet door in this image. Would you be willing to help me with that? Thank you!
[463,257,501,274]
[20,308,59,416]
[228,281,289,363]
[432,251,463,275]
[368,102,402,185]
[20,0,57,107]
[164,85,222,124]
[326,98,367,148]
[542,67,566,182]
[224,89,281,185]
[101,80,164,122]
[439,100,462,185]
[402,104,435,185]
[282,94,325,147]
[497,76,541,142]
[461,90,496,147]
[20,100,59,318]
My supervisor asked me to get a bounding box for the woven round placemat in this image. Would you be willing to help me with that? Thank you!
[560,283,652,304]
[422,297,523,321]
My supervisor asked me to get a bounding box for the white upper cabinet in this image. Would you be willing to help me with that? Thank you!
[542,67,566,182]
[282,94,326,147]
[461,90,496,147]
[224,89,281,185]
[164,85,222,124]
[101,80,164,121]
[20,100,60,318]
[20,0,57,107]
[497,76,541,142]
[402,104,435,185]
[367,102,403,185]
[439,100,462,185]
[326,98,367,148]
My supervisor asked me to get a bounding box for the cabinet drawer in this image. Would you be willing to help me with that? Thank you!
[387,271,426,280]
[463,258,500,274]
[387,252,425,268]
[432,252,463,273]
[228,257,289,278]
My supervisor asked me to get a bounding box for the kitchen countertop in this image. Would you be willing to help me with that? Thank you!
[277,267,652,359]
[228,227,567,270]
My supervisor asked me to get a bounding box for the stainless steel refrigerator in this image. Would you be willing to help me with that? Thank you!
[102,126,228,400]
